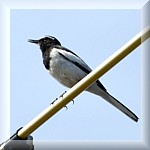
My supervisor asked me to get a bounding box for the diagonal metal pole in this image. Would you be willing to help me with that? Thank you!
[12,25,150,139]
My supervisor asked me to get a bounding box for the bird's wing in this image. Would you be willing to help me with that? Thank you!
[55,45,92,71]
[55,45,107,92]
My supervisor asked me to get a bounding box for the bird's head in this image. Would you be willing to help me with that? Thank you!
[28,36,61,51]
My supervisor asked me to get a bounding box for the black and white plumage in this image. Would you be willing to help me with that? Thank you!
[28,36,138,122]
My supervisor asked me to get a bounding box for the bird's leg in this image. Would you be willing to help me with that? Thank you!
[59,91,68,110]
[50,91,68,110]
[59,91,67,98]
[60,91,75,104]
[50,98,58,105]
[50,91,74,109]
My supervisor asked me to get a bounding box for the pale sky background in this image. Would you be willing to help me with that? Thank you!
[10,9,141,141]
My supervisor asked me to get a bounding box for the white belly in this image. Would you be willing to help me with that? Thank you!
[49,49,87,88]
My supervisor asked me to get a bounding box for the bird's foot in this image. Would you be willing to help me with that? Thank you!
[50,98,58,105]
[72,100,75,104]
[59,91,68,109]
[64,105,68,110]
[60,91,75,104]
[50,91,68,110]
[59,91,67,98]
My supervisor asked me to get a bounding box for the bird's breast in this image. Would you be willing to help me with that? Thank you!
[48,48,87,88]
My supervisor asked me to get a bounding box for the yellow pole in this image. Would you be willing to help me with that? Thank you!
[18,26,150,139]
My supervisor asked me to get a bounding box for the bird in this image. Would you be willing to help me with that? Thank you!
[28,36,139,122]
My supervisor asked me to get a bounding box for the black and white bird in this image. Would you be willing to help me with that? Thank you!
[28,36,138,122]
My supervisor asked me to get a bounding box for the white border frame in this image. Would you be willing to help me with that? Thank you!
[0,0,149,149]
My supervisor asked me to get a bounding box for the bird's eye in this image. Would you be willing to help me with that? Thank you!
[43,38,48,43]
[44,37,50,42]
